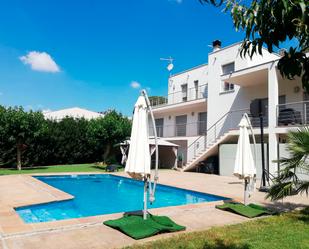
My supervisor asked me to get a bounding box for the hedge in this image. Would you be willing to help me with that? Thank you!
[0,106,131,169]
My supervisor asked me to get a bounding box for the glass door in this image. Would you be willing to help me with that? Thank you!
[198,112,207,135]
[175,115,187,136]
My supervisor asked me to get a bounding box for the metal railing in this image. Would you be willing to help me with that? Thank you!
[277,101,309,126]
[149,121,207,137]
[149,84,208,107]
[186,109,265,165]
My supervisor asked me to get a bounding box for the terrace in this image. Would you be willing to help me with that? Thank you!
[149,84,208,108]
[149,121,207,138]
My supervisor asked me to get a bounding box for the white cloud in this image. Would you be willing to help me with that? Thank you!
[20,51,60,73]
[130,81,141,89]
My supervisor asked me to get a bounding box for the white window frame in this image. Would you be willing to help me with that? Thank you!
[221,62,235,93]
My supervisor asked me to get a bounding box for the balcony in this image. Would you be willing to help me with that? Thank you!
[149,121,207,138]
[277,101,309,126]
[149,84,208,108]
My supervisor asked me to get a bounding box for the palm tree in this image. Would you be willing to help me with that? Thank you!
[267,127,309,201]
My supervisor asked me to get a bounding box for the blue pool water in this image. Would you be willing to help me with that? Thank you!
[16,174,228,223]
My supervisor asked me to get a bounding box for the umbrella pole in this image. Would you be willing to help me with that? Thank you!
[143,177,148,220]
[142,89,159,202]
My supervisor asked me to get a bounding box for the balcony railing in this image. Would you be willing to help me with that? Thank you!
[149,84,208,107]
[149,121,207,137]
[277,101,309,126]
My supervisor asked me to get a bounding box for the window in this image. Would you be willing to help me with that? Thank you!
[222,62,235,75]
[181,84,188,102]
[155,118,164,137]
[198,112,207,135]
[194,80,199,99]
[223,82,234,91]
[175,115,187,136]
[222,62,235,92]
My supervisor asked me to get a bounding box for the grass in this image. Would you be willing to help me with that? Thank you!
[0,163,123,175]
[126,208,309,249]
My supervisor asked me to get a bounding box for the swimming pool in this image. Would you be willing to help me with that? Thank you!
[16,174,228,223]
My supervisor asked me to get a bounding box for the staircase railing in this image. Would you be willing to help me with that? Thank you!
[186,108,263,166]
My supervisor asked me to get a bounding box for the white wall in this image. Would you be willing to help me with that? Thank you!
[207,43,299,137]
[219,143,268,179]
[207,44,246,133]
[247,47,280,67]
[168,64,208,104]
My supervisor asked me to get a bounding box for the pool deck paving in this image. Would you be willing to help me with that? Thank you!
[0,170,308,249]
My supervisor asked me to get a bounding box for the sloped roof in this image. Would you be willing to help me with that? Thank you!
[43,107,103,121]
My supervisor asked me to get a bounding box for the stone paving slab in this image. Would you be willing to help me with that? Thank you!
[0,171,308,249]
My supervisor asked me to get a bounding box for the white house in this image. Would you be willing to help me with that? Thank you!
[150,40,305,178]
[43,107,103,121]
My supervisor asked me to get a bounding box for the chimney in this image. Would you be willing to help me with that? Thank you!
[212,40,222,52]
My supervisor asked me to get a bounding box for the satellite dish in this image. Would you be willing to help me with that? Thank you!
[167,63,174,71]
[160,57,174,72]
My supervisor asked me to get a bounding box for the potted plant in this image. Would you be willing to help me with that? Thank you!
[177,154,184,168]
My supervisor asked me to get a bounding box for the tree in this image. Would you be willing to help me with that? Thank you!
[87,110,131,162]
[200,0,309,90]
[267,128,309,200]
[3,107,45,170]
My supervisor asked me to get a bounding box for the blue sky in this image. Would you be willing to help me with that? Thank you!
[0,0,246,115]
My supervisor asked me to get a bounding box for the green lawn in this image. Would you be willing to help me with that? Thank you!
[126,208,309,249]
[0,163,122,175]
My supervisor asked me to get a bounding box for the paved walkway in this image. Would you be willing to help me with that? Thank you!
[0,171,308,249]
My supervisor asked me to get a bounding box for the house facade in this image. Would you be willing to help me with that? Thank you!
[150,41,304,177]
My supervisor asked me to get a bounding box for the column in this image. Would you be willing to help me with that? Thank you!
[268,62,279,175]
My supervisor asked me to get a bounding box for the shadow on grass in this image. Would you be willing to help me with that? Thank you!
[262,201,308,213]
[202,239,250,249]
[298,207,309,223]
[90,165,107,171]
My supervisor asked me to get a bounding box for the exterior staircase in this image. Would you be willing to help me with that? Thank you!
[181,108,252,172]
[182,130,234,171]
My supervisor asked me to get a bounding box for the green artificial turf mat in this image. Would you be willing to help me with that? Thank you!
[216,202,274,218]
[103,213,185,240]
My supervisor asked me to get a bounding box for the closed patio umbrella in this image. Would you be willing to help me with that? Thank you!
[234,113,256,205]
[125,90,158,219]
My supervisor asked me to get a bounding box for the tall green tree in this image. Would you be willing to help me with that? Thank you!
[267,128,309,200]
[2,107,45,170]
[87,110,131,162]
[200,0,309,90]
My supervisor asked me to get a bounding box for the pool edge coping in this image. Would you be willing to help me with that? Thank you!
[0,172,237,236]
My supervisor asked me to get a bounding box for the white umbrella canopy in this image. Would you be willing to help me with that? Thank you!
[125,96,151,180]
[124,90,159,220]
[234,114,256,205]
